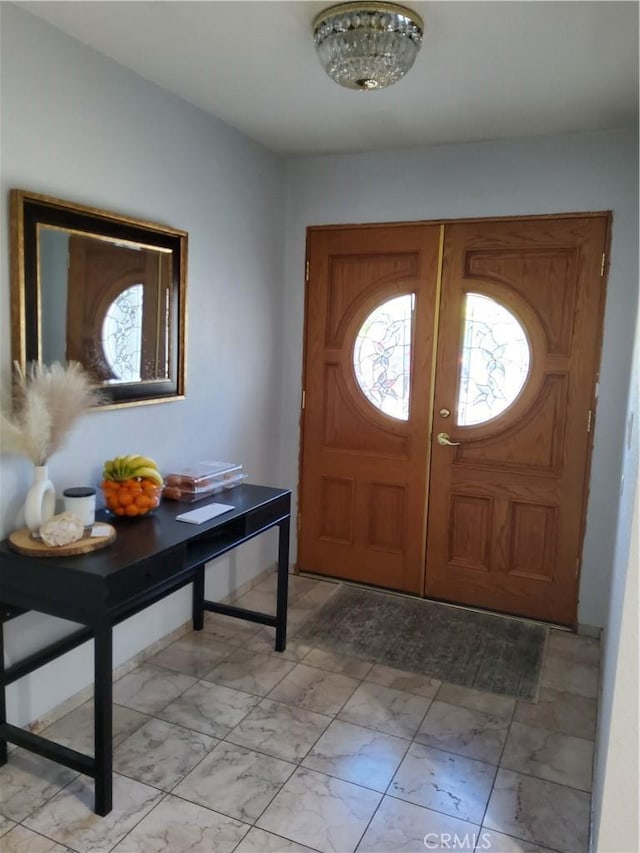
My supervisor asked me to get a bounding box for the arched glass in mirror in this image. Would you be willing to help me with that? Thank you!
[457,292,530,426]
[353,294,413,421]
[101,283,145,382]
[10,189,188,407]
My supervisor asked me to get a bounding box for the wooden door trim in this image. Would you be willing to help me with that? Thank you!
[308,211,611,234]
[574,212,612,604]
[420,224,446,589]
[296,230,314,554]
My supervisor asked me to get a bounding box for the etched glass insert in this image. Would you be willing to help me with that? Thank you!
[353,294,413,421]
[458,293,530,426]
[101,284,144,382]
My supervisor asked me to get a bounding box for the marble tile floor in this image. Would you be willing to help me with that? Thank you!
[0,574,600,853]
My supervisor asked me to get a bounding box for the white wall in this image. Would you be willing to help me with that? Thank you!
[0,5,286,726]
[281,129,639,629]
[591,310,639,851]
[1,3,637,735]
[593,474,639,851]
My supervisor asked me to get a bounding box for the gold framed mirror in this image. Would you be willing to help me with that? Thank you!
[10,189,188,407]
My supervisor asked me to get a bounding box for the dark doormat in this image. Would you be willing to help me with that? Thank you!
[294,585,548,700]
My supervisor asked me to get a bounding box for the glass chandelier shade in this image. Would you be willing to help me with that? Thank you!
[313,2,424,91]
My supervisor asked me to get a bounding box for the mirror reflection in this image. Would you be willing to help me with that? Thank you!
[11,190,188,407]
[39,228,172,384]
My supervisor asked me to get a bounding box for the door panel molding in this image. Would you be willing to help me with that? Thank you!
[458,374,568,474]
[448,495,493,572]
[465,247,579,356]
[322,364,410,455]
[327,259,419,346]
[508,501,558,581]
[367,483,407,553]
[318,477,355,544]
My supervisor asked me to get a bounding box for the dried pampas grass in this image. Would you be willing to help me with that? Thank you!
[0,361,101,465]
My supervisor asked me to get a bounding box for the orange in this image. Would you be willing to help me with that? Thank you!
[118,491,133,507]
[125,504,139,516]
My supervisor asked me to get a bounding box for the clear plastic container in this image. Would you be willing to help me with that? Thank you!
[163,461,245,502]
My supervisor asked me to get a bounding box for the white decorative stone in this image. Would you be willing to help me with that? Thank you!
[39,512,84,547]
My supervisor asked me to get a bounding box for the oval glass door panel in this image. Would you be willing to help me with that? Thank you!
[353,294,413,421]
[457,292,530,426]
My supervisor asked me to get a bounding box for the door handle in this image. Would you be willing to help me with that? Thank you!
[437,432,460,446]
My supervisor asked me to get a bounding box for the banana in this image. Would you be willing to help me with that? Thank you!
[129,455,160,473]
[116,458,128,480]
[103,455,163,483]
[133,466,163,486]
[103,459,121,480]
[109,457,129,480]
[122,455,143,472]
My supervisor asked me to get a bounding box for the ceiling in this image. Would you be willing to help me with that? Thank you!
[18,1,639,156]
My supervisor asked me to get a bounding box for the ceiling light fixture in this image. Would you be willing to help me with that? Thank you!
[313,1,424,91]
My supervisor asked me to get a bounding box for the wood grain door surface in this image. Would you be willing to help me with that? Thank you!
[297,225,441,594]
[298,216,608,625]
[425,217,607,624]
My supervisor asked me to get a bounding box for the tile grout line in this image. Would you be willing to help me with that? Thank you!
[105,790,171,853]
[110,676,596,821]
[16,817,83,853]
[2,581,599,853]
[476,685,517,839]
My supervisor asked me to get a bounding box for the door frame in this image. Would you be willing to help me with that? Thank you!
[297,212,611,626]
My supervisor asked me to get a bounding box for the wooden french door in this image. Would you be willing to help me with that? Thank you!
[298,215,608,625]
[425,217,608,625]
[297,225,441,593]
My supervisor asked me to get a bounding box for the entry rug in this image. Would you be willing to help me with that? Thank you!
[294,585,548,700]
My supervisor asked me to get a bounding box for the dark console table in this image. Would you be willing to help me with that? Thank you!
[0,484,290,816]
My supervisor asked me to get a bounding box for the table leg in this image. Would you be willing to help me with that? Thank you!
[94,621,113,816]
[192,565,205,631]
[275,517,290,652]
[0,625,7,766]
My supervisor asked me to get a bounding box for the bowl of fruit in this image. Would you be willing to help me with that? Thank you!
[101,455,163,518]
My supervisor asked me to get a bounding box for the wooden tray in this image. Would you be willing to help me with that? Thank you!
[8,524,116,557]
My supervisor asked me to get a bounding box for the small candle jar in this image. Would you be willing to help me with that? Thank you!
[63,487,96,527]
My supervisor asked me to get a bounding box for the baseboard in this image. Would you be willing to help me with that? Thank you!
[578,623,602,639]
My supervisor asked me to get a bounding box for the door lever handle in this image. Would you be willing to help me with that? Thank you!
[437,432,461,446]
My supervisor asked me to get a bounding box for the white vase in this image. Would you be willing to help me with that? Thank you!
[24,464,56,533]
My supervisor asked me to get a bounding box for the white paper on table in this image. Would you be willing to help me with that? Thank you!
[175,503,235,524]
